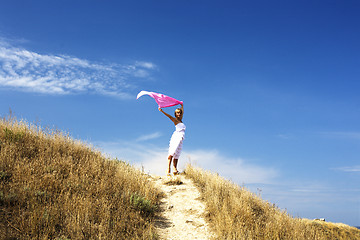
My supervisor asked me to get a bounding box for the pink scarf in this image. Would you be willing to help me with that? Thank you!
[137,90,183,108]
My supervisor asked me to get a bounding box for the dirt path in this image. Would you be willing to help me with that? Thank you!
[149,174,215,240]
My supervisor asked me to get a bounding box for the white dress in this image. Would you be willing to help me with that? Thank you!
[168,122,186,159]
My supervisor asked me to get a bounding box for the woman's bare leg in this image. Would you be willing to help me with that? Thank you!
[173,158,178,174]
[167,155,173,174]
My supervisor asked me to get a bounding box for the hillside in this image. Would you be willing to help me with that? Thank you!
[1,116,359,239]
[185,165,360,240]
[0,116,161,239]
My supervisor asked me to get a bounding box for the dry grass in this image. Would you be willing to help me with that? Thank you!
[2,114,358,240]
[0,116,161,240]
[185,164,360,240]
[164,177,183,186]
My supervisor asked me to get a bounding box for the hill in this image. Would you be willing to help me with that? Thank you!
[1,115,359,239]
[185,165,360,239]
[0,116,160,239]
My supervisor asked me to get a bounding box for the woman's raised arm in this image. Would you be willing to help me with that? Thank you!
[180,103,184,114]
[159,107,180,125]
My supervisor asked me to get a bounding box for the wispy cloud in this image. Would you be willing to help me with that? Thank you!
[277,134,292,140]
[135,132,162,142]
[0,40,157,98]
[95,138,278,184]
[333,166,360,173]
[186,149,278,184]
[259,181,360,212]
[94,139,169,174]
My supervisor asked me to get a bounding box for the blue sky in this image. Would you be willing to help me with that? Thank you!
[0,0,359,227]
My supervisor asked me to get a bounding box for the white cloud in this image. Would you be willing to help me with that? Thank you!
[333,166,360,173]
[95,138,278,184]
[0,40,157,97]
[135,61,157,69]
[95,139,171,175]
[277,134,292,139]
[136,132,162,142]
[186,149,278,184]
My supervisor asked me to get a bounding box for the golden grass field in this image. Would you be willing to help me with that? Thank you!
[1,115,359,239]
[185,165,360,240]
[0,116,161,239]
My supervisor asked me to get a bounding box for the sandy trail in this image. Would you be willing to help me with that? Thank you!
[149,174,215,240]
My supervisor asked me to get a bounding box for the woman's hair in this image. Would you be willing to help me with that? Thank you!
[175,108,183,117]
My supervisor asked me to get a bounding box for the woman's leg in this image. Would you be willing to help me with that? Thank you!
[173,158,178,174]
[167,155,173,174]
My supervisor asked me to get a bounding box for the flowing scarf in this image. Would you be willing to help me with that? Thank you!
[136,90,183,108]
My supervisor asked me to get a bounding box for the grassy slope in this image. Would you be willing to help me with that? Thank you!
[1,115,359,240]
[185,165,360,240]
[0,117,161,240]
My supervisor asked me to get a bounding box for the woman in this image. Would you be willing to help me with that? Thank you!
[159,104,185,175]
